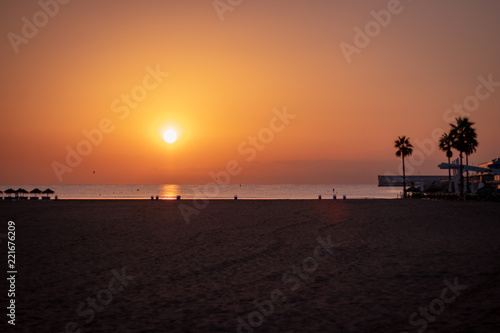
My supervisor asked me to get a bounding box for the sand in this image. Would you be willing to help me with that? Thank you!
[1,199,499,332]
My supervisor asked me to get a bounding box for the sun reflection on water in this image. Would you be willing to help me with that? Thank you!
[161,184,180,199]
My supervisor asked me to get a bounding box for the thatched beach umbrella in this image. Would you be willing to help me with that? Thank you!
[16,188,28,198]
[30,188,42,198]
[4,188,15,197]
[42,188,55,198]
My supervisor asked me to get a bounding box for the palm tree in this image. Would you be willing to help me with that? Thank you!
[439,133,453,190]
[463,120,478,192]
[449,117,477,195]
[394,136,413,198]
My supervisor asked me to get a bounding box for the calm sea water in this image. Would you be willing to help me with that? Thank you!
[1,184,401,199]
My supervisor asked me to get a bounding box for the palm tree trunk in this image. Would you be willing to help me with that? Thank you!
[447,156,451,192]
[466,154,469,193]
[459,152,464,197]
[402,156,406,198]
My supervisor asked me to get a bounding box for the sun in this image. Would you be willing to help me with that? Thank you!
[163,129,178,144]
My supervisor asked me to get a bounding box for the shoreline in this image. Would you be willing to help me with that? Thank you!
[0,197,495,202]
[0,197,398,201]
[0,184,402,200]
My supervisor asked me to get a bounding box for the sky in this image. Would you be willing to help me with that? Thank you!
[1,0,499,185]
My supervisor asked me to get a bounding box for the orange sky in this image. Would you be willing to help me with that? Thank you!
[1,0,499,184]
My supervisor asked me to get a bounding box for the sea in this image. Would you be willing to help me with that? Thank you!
[1,184,401,200]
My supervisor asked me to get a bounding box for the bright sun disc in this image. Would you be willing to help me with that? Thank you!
[163,130,177,144]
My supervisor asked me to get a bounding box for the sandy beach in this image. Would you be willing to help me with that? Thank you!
[1,199,499,332]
